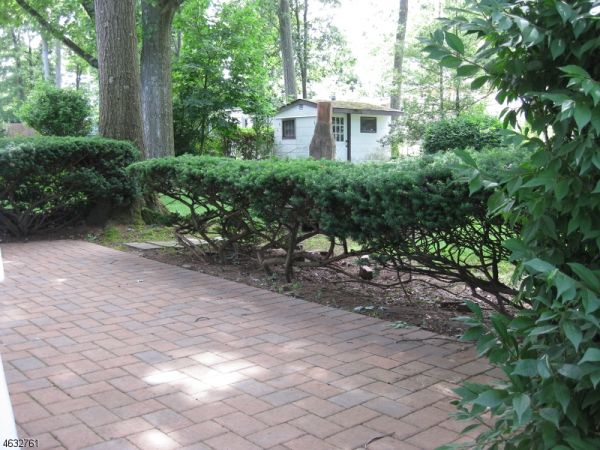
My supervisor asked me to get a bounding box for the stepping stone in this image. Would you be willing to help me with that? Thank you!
[147,240,182,248]
[124,242,162,250]
[182,237,206,246]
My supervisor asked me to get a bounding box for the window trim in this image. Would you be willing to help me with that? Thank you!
[360,116,377,133]
[282,119,296,140]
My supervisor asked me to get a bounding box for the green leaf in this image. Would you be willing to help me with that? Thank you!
[579,348,600,364]
[513,393,531,425]
[456,64,479,77]
[550,38,567,59]
[560,65,590,78]
[440,55,462,68]
[555,1,574,22]
[473,389,505,408]
[471,76,488,89]
[513,359,538,377]
[529,325,558,336]
[524,258,556,274]
[574,103,592,129]
[558,364,582,380]
[568,263,600,291]
[553,382,570,413]
[562,321,583,351]
[540,408,561,428]
[444,31,465,54]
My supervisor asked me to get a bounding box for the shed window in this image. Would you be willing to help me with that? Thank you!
[360,117,377,133]
[332,117,345,142]
[282,119,296,139]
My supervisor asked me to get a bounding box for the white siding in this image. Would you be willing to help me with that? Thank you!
[274,116,316,158]
[350,115,392,162]
[274,105,393,162]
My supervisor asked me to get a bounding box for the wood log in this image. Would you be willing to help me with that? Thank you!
[309,101,335,160]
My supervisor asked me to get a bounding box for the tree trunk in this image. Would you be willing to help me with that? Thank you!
[277,0,297,100]
[10,30,25,101]
[437,0,444,119]
[41,38,50,81]
[390,0,408,157]
[54,41,62,88]
[140,0,178,159]
[75,64,83,90]
[301,0,308,99]
[390,0,408,110]
[309,102,335,160]
[94,0,144,153]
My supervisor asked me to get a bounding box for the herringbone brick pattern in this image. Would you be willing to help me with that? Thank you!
[0,241,498,449]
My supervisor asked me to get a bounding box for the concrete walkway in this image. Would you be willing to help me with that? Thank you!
[0,241,495,450]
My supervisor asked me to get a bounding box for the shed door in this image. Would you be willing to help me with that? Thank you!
[332,116,347,160]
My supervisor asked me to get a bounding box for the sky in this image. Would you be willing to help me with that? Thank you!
[312,0,435,104]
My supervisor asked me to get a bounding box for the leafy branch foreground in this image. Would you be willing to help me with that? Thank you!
[130,149,525,313]
[424,0,600,448]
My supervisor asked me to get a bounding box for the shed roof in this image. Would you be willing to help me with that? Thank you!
[276,99,402,117]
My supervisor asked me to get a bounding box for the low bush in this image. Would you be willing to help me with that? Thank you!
[0,137,139,237]
[422,114,503,154]
[19,84,92,136]
[130,148,526,311]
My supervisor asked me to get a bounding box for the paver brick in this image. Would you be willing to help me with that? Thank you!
[2,241,479,450]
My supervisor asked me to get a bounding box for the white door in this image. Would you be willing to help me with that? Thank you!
[332,115,347,160]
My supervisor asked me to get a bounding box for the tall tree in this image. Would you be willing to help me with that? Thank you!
[41,37,50,81]
[289,0,357,99]
[140,0,181,159]
[94,0,144,152]
[390,0,408,110]
[277,0,297,100]
[54,41,61,87]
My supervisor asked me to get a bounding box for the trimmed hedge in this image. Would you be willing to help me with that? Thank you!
[130,148,526,310]
[422,114,503,154]
[0,137,139,237]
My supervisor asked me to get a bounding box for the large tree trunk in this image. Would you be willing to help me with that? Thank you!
[54,41,62,87]
[390,0,408,110]
[41,38,50,81]
[309,102,335,160]
[140,0,178,159]
[277,0,297,100]
[94,0,144,153]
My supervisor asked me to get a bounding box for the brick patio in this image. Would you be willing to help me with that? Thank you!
[0,240,496,449]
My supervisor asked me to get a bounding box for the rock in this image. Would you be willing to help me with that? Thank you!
[181,264,192,269]
[359,265,373,280]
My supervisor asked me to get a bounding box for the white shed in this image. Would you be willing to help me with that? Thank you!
[273,99,401,162]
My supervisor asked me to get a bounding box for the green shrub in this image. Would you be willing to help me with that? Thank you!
[19,84,92,136]
[425,1,600,448]
[0,137,139,237]
[422,114,502,154]
[221,127,274,159]
[130,148,525,308]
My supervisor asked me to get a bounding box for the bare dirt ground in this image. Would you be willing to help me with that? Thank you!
[139,246,478,336]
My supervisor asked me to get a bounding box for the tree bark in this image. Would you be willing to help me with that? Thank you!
[94,0,144,153]
[10,30,25,101]
[41,38,50,81]
[390,0,408,110]
[54,41,62,88]
[301,0,308,99]
[277,0,297,100]
[16,0,98,68]
[309,102,335,160]
[140,0,179,159]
